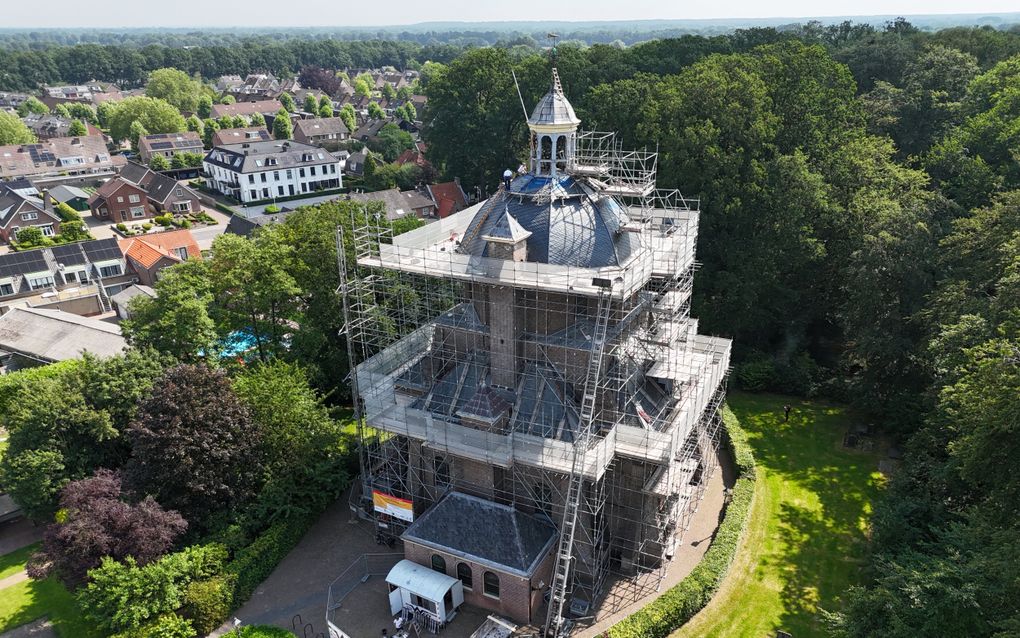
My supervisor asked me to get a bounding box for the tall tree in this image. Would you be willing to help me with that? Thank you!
[124,364,263,528]
[271,108,292,139]
[145,68,204,113]
[108,96,186,143]
[27,470,186,589]
[0,111,36,145]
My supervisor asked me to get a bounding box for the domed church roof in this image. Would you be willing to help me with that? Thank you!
[458,175,640,268]
[528,69,580,128]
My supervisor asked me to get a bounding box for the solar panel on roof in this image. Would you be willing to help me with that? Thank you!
[0,250,48,278]
[150,142,174,150]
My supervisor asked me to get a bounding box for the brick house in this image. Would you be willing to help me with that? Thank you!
[137,132,204,165]
[89,162,202,221]
[400,492,557,625]
[292,117,350,151]
[118,229,200,286]
[0,185,61,244]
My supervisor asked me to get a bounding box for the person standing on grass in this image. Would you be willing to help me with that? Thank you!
[784,404,792,422]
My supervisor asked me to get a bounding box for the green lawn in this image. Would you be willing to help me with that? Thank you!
[0,546,97,637]
[674,392,884,638]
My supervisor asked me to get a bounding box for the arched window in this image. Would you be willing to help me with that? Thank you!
[540,136,553,175]
[431,554,446,574]
[483,571,500,598]
[457,562,473,590]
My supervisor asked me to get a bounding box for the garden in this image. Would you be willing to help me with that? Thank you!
[113,209,218,237]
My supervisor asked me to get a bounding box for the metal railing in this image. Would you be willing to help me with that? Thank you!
[325,552,402,627]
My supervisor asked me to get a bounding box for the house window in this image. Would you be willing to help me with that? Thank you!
[39,224,55,237]
[249,190,257,200]
[277,186,284,196]
[28,275,54,290]
[99,207,109,217]
[483,571,500,598]
[262,188,269,199]
[330,164,336,174]
[431,554,446,575]
[273,171,279,180]
[130,206,145,218]
[99,264,122,277]
[310,166,317,176]
[299,168,305,178]
[174,201,191,213]
[174,247,189,260]
[248,174,255,184]
[128,194,140,203]
[175,188,184,197]
[116,196,123,203]
[286,169,292,178]
[457,563,473,590]
[20,212,38,221]
[260,173,267,183]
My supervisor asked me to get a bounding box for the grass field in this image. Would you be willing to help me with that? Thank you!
[0,545,97,637]
[674,392,884,638]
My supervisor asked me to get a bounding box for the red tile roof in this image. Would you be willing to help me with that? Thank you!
[429,181,467,219]
[118,229,201,269]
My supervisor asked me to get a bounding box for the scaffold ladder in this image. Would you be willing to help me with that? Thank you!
[544,284,613,637]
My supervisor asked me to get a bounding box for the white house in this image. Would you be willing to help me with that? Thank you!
[202,140,342,204]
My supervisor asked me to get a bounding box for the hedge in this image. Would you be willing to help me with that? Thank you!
[224,514,317,608]
[606,405,756,638]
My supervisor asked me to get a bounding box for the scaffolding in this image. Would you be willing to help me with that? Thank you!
[338,122,731,636]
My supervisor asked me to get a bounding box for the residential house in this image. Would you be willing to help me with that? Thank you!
[0,308,126,366]
[345,149,369,177]
[292,117,349,151]
[211,127,272,147]
[203,139,342,204]
[226,74,281,99]
[353,118,389,145]
[0,92,31,113]
[47,185,91,211]
[394,143,431,173]
[88,162,202,222]
[41,82,118,108]
[215,75,244,93]
[0,237,135,316]
[209,99,285,121]
[425,180,469,219]
[23,114,76,140]
[118,228,200,286]
[0,135,125,181]
[137,132,204,165]
[3,178,38,198]
[0,185,61,244]
[346,187,435,220]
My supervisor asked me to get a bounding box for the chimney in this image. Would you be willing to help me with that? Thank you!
[41,190,53,213]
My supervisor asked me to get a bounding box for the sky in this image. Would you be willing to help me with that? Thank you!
[4,0,1020,28]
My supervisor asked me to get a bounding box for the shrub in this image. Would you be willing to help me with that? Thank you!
[607,406,756,638]
[181,575,235,634]
[142,223,154,231]
[116,223,128,232]
[154,214,173,227]
[225,516,315,606]
[55,202,81,222]
[264,205,281,214]
[734,355,775,391]
[111,613,196,638]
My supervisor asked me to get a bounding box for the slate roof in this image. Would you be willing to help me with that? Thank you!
[204,140,340,174]
[0,185,51,227]
[459,176,639,268]
[346,188,433,220]
[402,492,557,577]
[0,307,126,361]
[48,185,90,203]
[209,99,284,119]
[482,208,531,243]
[110,283,155,308]
[293,117,349,138]
[211,127,271,147]
[529,69,580,128]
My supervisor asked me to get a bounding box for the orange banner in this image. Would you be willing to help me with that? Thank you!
[372,490,414,522]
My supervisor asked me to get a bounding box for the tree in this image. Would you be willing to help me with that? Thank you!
[96,101,116,128]
[148,154,170,171]
[53,103,71,118]
[16,96,49,117]
[185,114,203,135]
[303,93,318,114]
[206,233,298,362]
[298,65,341,95]
[201,118,219,147]
[271,108,291,140]
[13,226,45,246]
[145,68,203,113]
[248,112,265,128]
[124,365,262,527]
[372,123,415,162]
[67,119,88,137]
[318,97,333,118]
[233,361,351,522]
[77,544,225,635]
[279,91,296,113]
[0,351,166,520]
[27,470,187,589]
[129,120,149,151]
[0,111,35,145]
[58,218,90,242]
[367,101,384,120]
[219,94,235,105]
[196,94,213,119]
[381,82,396,101]
[66,102,98,124]
[108,96,186,143]
[123,261,216,361]
[353,73,373,97]
[338,103,356,133]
